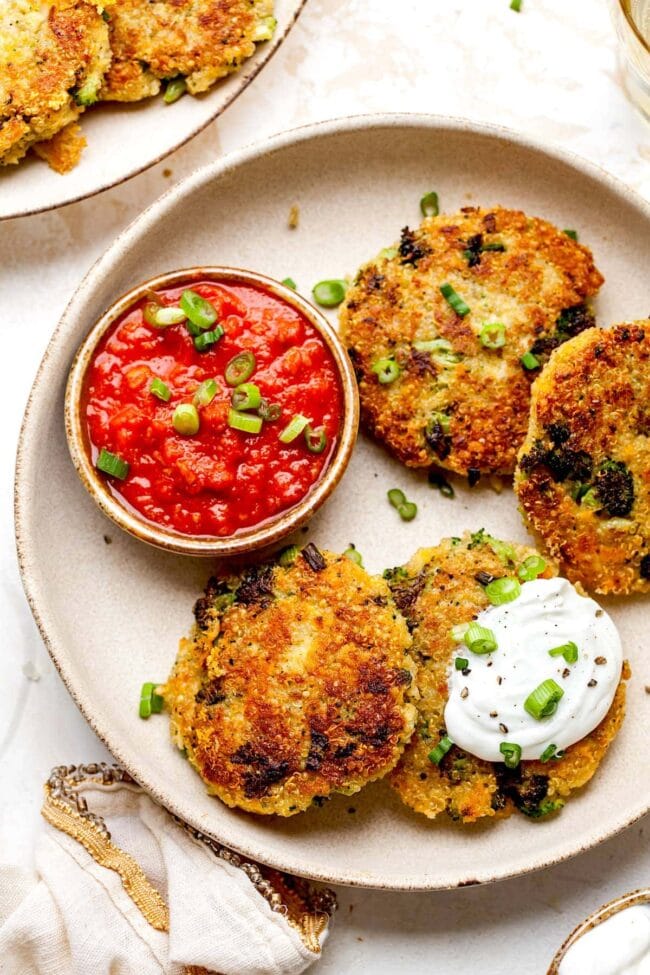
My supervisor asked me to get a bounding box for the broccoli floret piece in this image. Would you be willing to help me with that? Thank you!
[593,459,634,517]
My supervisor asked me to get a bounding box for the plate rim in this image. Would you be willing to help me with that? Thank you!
[14,112,650,890]
[0,0,308,222]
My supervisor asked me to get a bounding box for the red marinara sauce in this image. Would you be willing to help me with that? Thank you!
[84,280,343,537]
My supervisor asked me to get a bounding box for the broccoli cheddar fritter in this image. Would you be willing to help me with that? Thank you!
[340,207,604,477]
[516,321,650,595]
[164,545,417,816]
[0,0,111,168]
[385,532,627,823]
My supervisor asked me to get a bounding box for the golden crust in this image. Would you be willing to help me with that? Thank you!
[0,0,110,167]
[101,0,274,101]
[33,120,86,172]
[340,207,604,477]
[164,548,417,816]
[385,533,627,823]
[515,321,650,595]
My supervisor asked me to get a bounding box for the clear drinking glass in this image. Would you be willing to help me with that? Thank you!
[613,0,650,120]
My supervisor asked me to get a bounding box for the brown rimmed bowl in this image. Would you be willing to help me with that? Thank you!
[64,266,359,558]
[547,888,650,973]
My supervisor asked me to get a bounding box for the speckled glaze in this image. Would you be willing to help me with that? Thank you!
[547,888,650,973]
[65,266,358,557]
[14,115,650,890]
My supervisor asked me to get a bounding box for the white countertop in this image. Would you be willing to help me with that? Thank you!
[1,0,649,971]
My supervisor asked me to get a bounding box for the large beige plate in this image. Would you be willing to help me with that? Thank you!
[15,115,650,889]
[0,0,305,221]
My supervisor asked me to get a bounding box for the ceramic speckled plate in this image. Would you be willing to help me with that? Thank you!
[15,115,650,889]
[0,0,305,221]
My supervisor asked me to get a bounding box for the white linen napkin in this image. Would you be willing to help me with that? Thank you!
[0,764,335,975]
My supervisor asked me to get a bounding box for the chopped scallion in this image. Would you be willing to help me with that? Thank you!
[228,409,263,434]
[139,682,164,719]
[145,305,186,328]
[258,399,281,422]
[499,742,522,768]
[163,77,187,104]
[371,357,401,384]
[479,321,506,350]
[312,279,348,308]
[225,351,256,386]
[520,351,540,370]
[279,413,309,443]
[510,0,522,10]
[451,623,469,643]
[464,622,498,655]
[548,641,579,664]
[150,378,171,402]
[563,229,578,241]
[343,545,364,566]
[180,289,217,330]
[420,191,439,217]
[517,555,547,581]
[387,488,406,508]
[524,679,564,720]
[277,544,299,566]
[193,379,218,407]
[281,277,297,290]
[304,425,328,454]
[428,735,453,765]
[379,246,398,260]
[231,382,261,411]
[194,326,224,352]
[440,283,470,317]
[539,743,558,763]
[398,501,417,521]
[173,403,200,436]
[96,448,129,480]
[455,656,469,670]
[484,576,521,605]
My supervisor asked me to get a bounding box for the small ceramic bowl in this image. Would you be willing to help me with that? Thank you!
[547,888,650,973]
[64,266,359,557]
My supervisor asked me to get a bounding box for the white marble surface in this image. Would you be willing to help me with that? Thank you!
[1,0,649,971]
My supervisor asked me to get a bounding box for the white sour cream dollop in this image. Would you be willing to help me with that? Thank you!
[445,577,622,762]
[559,904,650,975]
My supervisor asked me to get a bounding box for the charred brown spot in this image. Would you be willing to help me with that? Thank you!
[243,761,290,798]
[410,347,438,376]
[195,677,226,706]
[640,554,650,579]
[333,743,357,760]
[236,565,275,607]
[394,668,413,686]
[483,212,497,233]
[463,233,483,268]
[305,729,329,771]
[519,440,592,483]
[399,226,429,267]
[425,419,452,460]
[387,569,426,618]
[194,577,233,629]
[366,677,388,695]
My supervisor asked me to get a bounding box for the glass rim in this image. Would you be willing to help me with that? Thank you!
[619,0,650,55]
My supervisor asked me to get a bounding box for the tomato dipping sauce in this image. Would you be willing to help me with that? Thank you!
[84,280,343,537]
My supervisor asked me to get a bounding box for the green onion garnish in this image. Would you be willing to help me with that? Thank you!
[96,448,130,480]
[231,382,261,411]
[193,379,218,407]
[548,641,579,664]
[479,322,506,349]
[440,283,470,317]
[455,657,469,670]
[398,501,417,521]
[173,403,200,436]
[144,304,186,328]
[428,735,453,765]
[279,413,309,443]
[520,351,540,370]
[228,409,263,434]
[510,0,522,10]
[464,622,498,655]
[343,545,363,566]
[225,351,256,386]
[379,247,398,260]
[150,378,171,402]
[387,488,406,508]
[539,743,558,763]
[428,470,455,498]
[420,191,439,217]
[163,77,187,104]
[194,326,224,352]
[277,544,299,566]
[180,289,217,330]
[281,277,297,290]
[451,623,469,643]
[524,679,564,720]
[312,279,348,308]
[258,399,281,422]
[484,577,521,605]
[371,357,401,384]
[304,425,328,454]
[499,742,522,768]
[139,682,164,719]
[517,555,547,581]
[563,229,578,241]
[413,337,461,363]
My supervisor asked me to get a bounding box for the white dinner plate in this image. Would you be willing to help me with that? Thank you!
[15,114,650,889]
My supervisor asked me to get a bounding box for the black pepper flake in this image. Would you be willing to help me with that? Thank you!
[595,609,604,618]
[462,667,472,676]
[487,661,493,668]
[588,679,598,687]
[595,656,607,665]
[475,570,497,587]
[461,687,469,699]
[499,723,508,734]
[489,710,498,718]
[497,676,503,685]
[562,667,570,678]
[301,543,327,572]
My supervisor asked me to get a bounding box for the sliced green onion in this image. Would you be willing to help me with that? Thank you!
[180,289,217,330]
[343,545,364,566]
[144,304,186,328]
[258,399,281,422]
[150,378,171,402]
[96,448,129,480]
[563,229,578,241]
[193,379,218,407]
[455,657,469,670]
[420,191,439,217]
[304,425,328,454]
[277,544,299,567]
[379,246,398,260]
[387,488,406,508]
[413,337,462,363]
[484,577,521,605]
[440,283,470,317]
[139,682,164,719]
[482,242,506,252]
[548,641,579,664]
[479,322,506,350]
[524,679,564,720]
[428,735,453,765]
[225,351,256,386]
[520,351,540,370]
[371,357,401,384]
[231,382,261,411]
[228,409,263,434]
[281,277,297,290]
[397,501,417,521]
[539,743,558,763]
[428,470,455,498]
[464,622,498,655]
[173,403,200,436]
[499,742,522,769]
[312,279,348,308]
[430,410,451,433]
[194,326,224,352]
[163,77,187,104]
[279,413,309,443]
[451,623,469,643]
[488,538,517,565]
[510,0,522,10]
[517,555,547,581]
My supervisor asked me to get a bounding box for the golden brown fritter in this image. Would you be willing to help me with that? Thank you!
[385,532,627,823]
[164,544,417,816]
[340,207,604,478]
[101,0,275,102]
[0,0,111,167]
[516,322,650,595]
